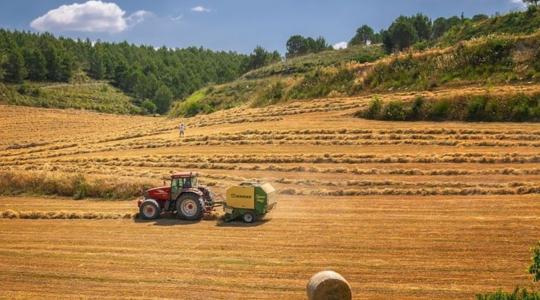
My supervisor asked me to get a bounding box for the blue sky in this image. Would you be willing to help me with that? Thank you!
[0,0,526,54]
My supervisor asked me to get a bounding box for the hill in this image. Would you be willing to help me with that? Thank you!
[170,8,540,121]
[169,44,385,116]
[0,30,248,114]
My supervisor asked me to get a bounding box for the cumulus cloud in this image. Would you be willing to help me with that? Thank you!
[191,6,210,12]
[30,0,150,33]
[333,41,348,50]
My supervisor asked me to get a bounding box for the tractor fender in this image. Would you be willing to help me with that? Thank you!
[141,198,160,209]
[176,191,203,202]
[181,188,204,197]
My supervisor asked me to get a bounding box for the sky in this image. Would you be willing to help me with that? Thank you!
[0,0,527,54]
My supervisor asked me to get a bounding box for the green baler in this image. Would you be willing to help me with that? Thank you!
[223,182,277,223]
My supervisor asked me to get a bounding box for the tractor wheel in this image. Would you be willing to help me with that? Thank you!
[140,200,160,220]
[177,194,204,221]
[242,212,255,223]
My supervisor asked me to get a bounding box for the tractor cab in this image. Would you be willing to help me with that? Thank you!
[170,172,198,200]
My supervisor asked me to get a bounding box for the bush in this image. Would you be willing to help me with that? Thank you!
[362,97,382,119]
[357,93,540,122]
[530,241,540,282]
[467,96,488,121]
[382,101,407,121]
[409,96,425,119]
[428,99,451,121]
[256,81,286,106]
[141,99,157,114]
[476,288,540,300]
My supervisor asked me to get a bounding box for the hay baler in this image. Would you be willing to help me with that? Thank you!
[223,182,277,223]
[138,172,276,223]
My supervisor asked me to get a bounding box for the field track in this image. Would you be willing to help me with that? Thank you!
[1,85,539,299]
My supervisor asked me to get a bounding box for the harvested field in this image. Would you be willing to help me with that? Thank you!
[1,195,540,299]
[0,85,539,299]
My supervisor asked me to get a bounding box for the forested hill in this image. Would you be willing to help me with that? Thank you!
[0,30,248,113]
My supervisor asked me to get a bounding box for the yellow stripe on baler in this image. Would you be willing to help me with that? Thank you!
[225,186,255,209]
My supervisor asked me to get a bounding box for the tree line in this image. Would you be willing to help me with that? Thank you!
[0,30,285,114]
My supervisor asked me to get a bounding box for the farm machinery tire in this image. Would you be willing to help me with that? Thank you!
[242,212,255,223]
[139,199,161,220]
[177,194,204,221]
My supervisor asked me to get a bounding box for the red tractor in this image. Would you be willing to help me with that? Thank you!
[138,172,217,220]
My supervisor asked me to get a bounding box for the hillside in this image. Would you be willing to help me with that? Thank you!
[169,45,385,116]
[0,79,141,114]
[0,30,248,114]
[171,8,540,120]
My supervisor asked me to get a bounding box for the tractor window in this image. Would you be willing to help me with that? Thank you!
[183,177,191,188]
[171,178,181,188]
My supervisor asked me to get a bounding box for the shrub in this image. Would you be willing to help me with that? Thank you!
[141,99,157,114]
[476,288,540,300]
[409,96,425,120]
[363,97,382,119]
[255,81,286,106]
[530,241,540,282]
[428,99,451,121]
[467,96,488,121]
[382,101,407,121]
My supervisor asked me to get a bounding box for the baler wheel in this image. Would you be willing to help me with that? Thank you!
[242,212,255,223]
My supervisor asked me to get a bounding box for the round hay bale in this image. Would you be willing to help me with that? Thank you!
[307,270,352,300]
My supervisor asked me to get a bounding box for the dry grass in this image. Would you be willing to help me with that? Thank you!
[0,84,539,299]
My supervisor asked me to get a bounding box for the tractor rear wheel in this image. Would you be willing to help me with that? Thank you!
[177,194,204,221]
[140,200,160,220]
[242,212,255,223]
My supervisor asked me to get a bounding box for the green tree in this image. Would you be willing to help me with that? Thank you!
[383,16,418,53]
[246,46,280,71]
[23,49,47,81]
[286,35,308,57]
[349,25,375,46]
[524,0,539,6]
[89,48,105,79]
[411,14,432,41]
[153,85,173,114]
[432,17,449,39]
[4,48,26,83]
[0,54,5,81]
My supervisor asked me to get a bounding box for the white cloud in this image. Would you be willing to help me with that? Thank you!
[30,0,150,33]
[333,41,348,50]
[510,0,526,7]
[127,10,151,26]
[170,14,183,21]
[191,6,210,13]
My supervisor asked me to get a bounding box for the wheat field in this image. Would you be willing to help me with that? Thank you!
[1,85,540,299]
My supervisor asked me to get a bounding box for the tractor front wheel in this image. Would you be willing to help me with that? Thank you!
[177,194,204,221]
[140,200,160,220]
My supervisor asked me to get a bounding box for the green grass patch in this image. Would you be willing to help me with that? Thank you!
[357,93,540,122]
[1,81,141,114]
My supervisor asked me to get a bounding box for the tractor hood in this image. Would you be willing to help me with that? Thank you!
[145,186,171,201]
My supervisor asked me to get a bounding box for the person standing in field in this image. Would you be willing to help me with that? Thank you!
[179,123,186,137]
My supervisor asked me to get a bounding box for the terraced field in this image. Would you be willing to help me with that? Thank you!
[1,84,539,299]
